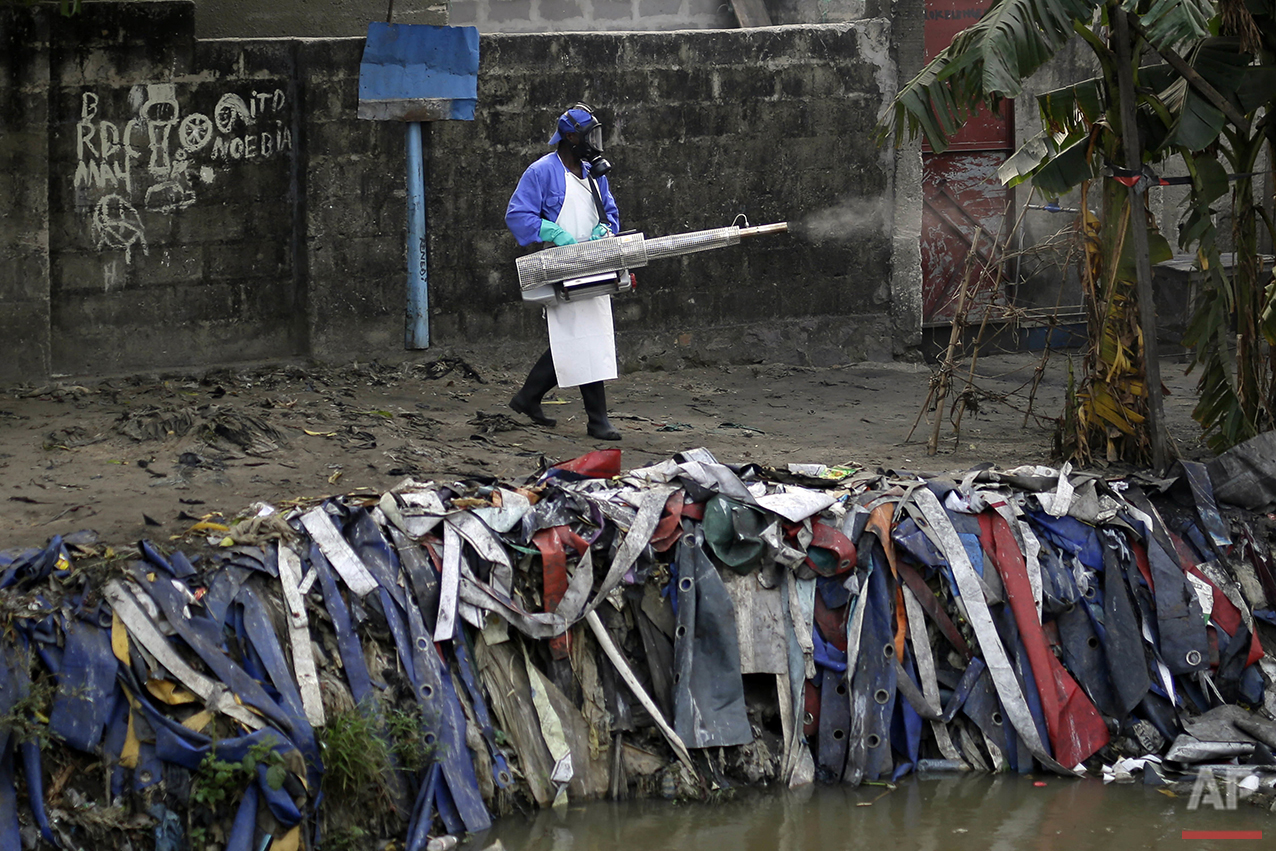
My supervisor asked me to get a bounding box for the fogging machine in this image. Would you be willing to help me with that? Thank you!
[518,222,788,305]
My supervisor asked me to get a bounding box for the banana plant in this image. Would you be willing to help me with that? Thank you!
[1177,48,1276,450]
[882,0,1276,461]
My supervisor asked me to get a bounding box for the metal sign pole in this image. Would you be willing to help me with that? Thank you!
[405,121,428,349]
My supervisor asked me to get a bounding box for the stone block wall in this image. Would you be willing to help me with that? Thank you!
[0,2,907,383]
[432,23,902,368]
[0,10,53,379]
[448,0,734,34]
[46,5,309,375]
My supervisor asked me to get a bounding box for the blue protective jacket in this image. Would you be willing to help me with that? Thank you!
[505,151,621,246]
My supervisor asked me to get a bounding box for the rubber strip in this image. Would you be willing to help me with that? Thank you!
[845,543,897,784]
[48,615,118,752]
[236,585,321,788]
[672,521,753,748]
[940,657,986,724]
[300,506,379,597]
[813,591,849,653]
[435,521,462,642]
[910,488,1072,775]
[584,486,675,622]
[533,527,572,659]
[980,511,1109,767]
[895,556,973,660]
[276,544,325,728]
[448,512,515,599]
[20,737,55,843]
[890,650,924,779]
[346,508,408,611]
[103,692,130,798]
[1055,597,1119,718]
[202,565,251,629]
[449,630,513,789]
[1216,622,1253,704]
[399,576,491,833]
[0,535,67,590]
[991,599,1051,767]
[28,611,61,677]
[1123,490,1210,676]
[0,740,20,851]
[254,760,303,826]
[1026,512,1105,571]
[901,580,960,760]
[311,545,374,704]
[700,496,772,575]
[141,539,184,578]
[864,505,908,660]
[804,520,857,577]
[394,531,442,634]
[104,580,264,730]
[431,772,464,836]
[1179,460,1231,552]
[406,763,441,851]
[814,629,850,772]
[128,565,293,732]
[649,489,687,553]
[1099,530,1151,717]
[134,734,162,791]
[226,784,259,851]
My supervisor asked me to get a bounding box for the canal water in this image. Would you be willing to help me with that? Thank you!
[484,774,1270,851]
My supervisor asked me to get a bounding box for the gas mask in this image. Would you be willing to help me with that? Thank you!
[565,103,613,178]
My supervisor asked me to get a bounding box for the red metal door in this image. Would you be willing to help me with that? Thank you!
[921,0,1013,324]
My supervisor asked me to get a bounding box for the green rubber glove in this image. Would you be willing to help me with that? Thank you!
[590,222,613,240]
[539,219,576,246]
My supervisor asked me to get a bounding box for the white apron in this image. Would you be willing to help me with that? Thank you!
[545,166,617,388]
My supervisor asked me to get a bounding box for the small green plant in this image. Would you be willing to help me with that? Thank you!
[319,705,391,799]
[383,703,440,774]
[322,824,370,851]
[0,674,57,749]
[318,699,443,844]
[191,739,287,811]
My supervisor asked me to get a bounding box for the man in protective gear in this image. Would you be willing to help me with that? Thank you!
[505,102,623,441]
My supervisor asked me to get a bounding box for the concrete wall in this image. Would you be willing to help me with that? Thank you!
[80,0,449,39]
[433,22,903,368]
[0,9,52,379]
[448,0,734,34]
[0,1,908,384]
[447,0,880,34]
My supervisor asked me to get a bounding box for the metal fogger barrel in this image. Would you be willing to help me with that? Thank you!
[518,222,788,305]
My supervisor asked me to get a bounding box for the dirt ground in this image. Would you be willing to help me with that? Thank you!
[0,345,1210,553]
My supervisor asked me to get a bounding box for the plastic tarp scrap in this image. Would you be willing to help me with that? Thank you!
[3,445,1276,848]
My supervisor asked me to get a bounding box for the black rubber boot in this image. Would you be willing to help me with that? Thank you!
[509,349,558,427]
[580,381,620,440]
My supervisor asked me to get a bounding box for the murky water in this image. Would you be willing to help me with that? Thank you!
[484,774,1270,851]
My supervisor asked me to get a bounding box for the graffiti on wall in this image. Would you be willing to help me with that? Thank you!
[74,82,293,286]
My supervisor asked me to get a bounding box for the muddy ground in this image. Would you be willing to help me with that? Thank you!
[0,345,1209,553]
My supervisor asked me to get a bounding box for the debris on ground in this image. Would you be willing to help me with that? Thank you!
[3,441,1276,849]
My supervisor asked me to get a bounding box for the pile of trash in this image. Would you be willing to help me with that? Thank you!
[3,439,1276,850]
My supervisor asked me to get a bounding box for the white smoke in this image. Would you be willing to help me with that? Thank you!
[796,198,890,243]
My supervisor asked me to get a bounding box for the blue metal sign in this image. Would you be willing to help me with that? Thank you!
[358,23,479,122]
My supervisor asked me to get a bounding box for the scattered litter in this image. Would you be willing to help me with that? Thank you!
[414,356,485,383]
[717,422,765,434]
[1,446,1275,849]
[468,411,523,434]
